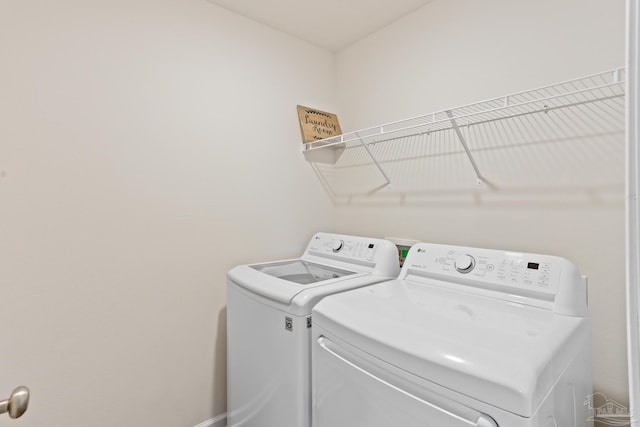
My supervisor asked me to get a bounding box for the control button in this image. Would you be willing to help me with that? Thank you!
[454,254,476,274]
[332,239,344,252]
[487,264,495,271]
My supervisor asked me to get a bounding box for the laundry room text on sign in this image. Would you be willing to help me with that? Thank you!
[297,105,342,142]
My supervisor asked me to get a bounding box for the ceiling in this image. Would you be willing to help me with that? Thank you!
[206,0,434,51]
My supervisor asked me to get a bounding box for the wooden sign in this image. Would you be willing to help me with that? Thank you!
[297,105,342,143]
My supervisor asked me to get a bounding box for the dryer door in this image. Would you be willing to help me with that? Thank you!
[313,336,498,427]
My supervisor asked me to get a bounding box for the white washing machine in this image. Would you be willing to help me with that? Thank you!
[312,242,592,427]
[226,232,400,427]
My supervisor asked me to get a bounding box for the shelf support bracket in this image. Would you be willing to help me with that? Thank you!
[446,110,485,186]
[355,132,392,190]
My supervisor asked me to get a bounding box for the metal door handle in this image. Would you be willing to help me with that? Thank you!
[0,386,29,419]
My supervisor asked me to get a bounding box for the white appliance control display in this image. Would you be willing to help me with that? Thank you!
[406,244,561,296]
[308,235,380,263]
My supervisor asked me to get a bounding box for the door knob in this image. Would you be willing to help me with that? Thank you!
[0,386,29,419]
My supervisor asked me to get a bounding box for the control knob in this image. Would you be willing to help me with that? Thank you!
[454,254,475,274]
[332,239,344,252]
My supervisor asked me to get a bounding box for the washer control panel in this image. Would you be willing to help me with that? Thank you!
[306,233,381,264]
[405,244,562,297]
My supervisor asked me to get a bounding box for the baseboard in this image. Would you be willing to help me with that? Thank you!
[194,412,227,427]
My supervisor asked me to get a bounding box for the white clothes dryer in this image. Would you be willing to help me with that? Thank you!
[312,242,592,427]
[226,232,400,427]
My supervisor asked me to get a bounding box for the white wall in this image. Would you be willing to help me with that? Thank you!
[0,1,334,425]
[0,0,631,425]
[333,0,629,410]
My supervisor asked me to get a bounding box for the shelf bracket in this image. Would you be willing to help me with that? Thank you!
[446,110,485,186]
[355,132,392,190]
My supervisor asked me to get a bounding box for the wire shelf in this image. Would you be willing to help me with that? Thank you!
[302,68,626,205]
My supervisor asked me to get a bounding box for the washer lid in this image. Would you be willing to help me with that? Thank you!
[251,260,355,285]
[228,259,368,306]
[227,233,401,310]
[312,278,591,417]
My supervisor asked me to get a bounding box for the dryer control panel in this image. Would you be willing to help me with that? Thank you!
[402,243,587,316]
